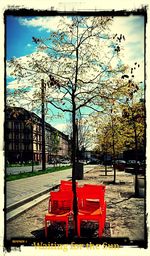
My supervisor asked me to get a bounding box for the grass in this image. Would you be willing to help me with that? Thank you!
[6,162,39,167]
[6,165,72,182]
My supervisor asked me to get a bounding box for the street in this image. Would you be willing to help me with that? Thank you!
[6,163,71,175]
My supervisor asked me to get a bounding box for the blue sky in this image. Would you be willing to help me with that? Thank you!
[6,16,49,60]
[6,15,145,61]
[6,15,145,133]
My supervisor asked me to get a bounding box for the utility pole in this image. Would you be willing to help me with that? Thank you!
[75,119,79,162]
[41,79,46,171]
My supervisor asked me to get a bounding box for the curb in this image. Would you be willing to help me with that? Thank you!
[6,184,59,213]
[6,193,49,222]
[6,184,60,222]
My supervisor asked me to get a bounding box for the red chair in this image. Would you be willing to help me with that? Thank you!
[83,184,106,230]
[47,180,77,212]
[45,190,73,238]
[77,188,106,238]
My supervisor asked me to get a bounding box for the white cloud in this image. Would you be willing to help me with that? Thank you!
[18,16,145,83]
[19,16,71,32]
[26,43,32,48]
[7,79,29,90]
[111,16,144,81]
[53,123,68,133]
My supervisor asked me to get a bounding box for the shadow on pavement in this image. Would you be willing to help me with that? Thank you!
[31,222,111,241]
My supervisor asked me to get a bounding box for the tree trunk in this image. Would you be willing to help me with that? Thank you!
[133,118,139,196]
[111,111,116,183]
[105,164,107,176]
[72,29,79,236]
[105,150,108,176]
[72,96,78,236]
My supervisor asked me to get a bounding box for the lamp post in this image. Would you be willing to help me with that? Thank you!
[75,118,79,162]
[41,79,46,171]
[41,76,61,171]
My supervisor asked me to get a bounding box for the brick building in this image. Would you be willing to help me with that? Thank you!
[5,107,70,164]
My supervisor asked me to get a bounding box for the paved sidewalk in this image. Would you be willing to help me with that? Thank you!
[6,165,94,210]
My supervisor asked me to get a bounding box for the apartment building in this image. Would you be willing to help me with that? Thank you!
[5,106,70,164]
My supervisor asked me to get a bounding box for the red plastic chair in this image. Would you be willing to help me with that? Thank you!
[83,184,106,230]
[77,188,106,238]
[45,190,73,238]
[47,180,79,213]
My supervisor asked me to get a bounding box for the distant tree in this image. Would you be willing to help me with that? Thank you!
[46,130,60,164]
[95,105,125,182]
[122,100,145,153]
[122,97,145,195]
[94,65,145,187]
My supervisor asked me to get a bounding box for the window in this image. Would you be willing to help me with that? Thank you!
[33,143,36,151]
[24,145,29,151]
[8,133,12,139]
[28,144,32,150]
[8,143,12,150]
[8,121,12,129]
[14,122,20,129]
[36,125,40,132]
[36,144,38,151]
[33,124,36,131]
[21,123,24,129]
[15,144,19,150]
[20,144,24,150]
[15,134,20,140]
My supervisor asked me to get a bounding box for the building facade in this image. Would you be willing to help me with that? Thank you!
[5,107,70,164]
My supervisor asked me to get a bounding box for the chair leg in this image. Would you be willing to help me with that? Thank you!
[66,221,68,237]
[103,205,106,230]
[77,219,81,237]
[45,220,47,238]
[98,221,102,238]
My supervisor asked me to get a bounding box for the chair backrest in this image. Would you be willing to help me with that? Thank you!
[60,180,78,191]
[77,186,105,210]
[84,184,106,193]
[84,184,105,201]
[50,190,73,214]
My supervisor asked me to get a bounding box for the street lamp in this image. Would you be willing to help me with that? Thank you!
[41,79,46,171]
[41,76,61,171]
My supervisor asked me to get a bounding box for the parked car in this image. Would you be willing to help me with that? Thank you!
[103,160,112,166]
[48,159,57,164]
[125,160,145,175]
[125,160,140,169]
[61,159,70,164]
[88,158,100,164]
[139,160,146,175]
[113,160,126,171]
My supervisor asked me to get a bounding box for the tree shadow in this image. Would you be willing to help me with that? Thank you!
[31,222,111,241]
[103,181,126,185]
